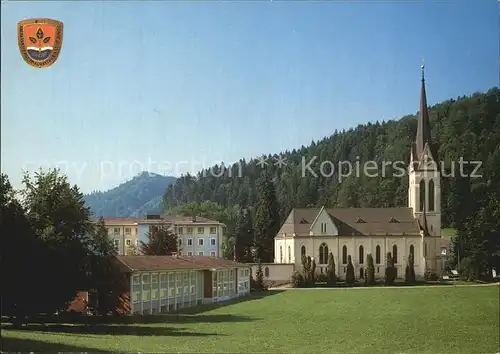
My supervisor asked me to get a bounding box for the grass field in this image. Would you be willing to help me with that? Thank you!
[2,286,499,353]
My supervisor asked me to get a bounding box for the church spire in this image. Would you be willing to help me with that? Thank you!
[413,63,437,164]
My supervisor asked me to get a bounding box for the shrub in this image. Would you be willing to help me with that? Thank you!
[291,271,305,288]
[405,252,416,284]
[302,256,313,287]
[326,252,336,286]
[316,273,328,283]
[365,254,375,285]
[424,270,438,281]
[346,255,355,286]
[311,259,316,285]
[255,261,265,291]
[385,252,396,285]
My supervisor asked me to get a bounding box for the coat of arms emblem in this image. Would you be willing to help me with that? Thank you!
[17,18,64,68]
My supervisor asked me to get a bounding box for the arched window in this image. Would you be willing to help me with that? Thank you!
[375,245,381,264]
[359,245,364,264]
[319,243,328,264]
[393,245,398,264]
[410,245,415,257]
[419,180,426,211]
[342,245,347,264]
[280,246,283,263]
[288,246,291,263]
[301,245,306,259]
[428,179,435,211]
[264,267,270,277]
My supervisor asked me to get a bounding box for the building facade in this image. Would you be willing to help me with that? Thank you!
[274,66,445,280]
[113,255,250,315]
[138,215,225,257]
[103,218,140,255]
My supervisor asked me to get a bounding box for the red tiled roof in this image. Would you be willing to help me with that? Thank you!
[103,218,141,224]
[115,255,248,272]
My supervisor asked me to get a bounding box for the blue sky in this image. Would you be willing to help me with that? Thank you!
[1,0,498,193]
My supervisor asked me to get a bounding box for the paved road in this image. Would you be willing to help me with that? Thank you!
[269,282,500,290]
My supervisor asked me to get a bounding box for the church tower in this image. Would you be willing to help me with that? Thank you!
[408,64,442,273]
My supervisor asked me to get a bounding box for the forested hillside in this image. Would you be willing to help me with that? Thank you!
[84,172,176,217]
[164,88,500,276]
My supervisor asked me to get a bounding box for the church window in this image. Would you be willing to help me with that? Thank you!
[428,179,435,211]
[359,245,364,264]
[279,246,283,263]
[319,243,328,265]
[410,245,415,257]
[288,246,291,263]
[375,245,381,264]
[301,246,306,259]
[320,223,327,233]
[419,180,426,211]
[392,245,398,264]
[264,267,270,277]
[342,245,347,264]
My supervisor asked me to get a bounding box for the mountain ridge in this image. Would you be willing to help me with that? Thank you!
[83,172,176,217]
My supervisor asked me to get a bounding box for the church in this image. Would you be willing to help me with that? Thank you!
[274,66,444,280]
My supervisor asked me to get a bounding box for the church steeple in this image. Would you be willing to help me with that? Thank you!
[412,63,437,164]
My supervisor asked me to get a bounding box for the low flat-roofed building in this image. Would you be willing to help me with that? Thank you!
[113,255,250,315]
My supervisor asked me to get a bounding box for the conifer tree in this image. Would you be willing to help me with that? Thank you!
[327,252,336,286]
[255,260,265,291]
[385,252,396,285]
[346,255,355,286]
[405,252,416,284]
[365,254,375,285]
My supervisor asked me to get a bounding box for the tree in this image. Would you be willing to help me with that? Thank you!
[20,170,94,316]
[139,226,178,255]
[233,207,254,262]
[302,256,313,287]
[405,252,416,284]
[385,252,396,285]
[255,261,265,291]
[253,173,280,262]
[365,254,375,285]
[311,259,317,285]
[326,252,336,286]
[346,255,355,286]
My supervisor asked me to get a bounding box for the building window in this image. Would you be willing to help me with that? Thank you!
[419,180,426,211]
[280,246,283,263]
[177,226,183,234]
[428,179,435,211]
[288,246,291,263]
[134,228,138,235]
[113,239,120,249]
[187,238,193,246]
[188,251,193,256]
[210,227,216,234]
[393,245,398,264]
[198,238,204,246]
[342,245,347,264]
[301,245,306,259]
[375,245,381,264]
[264,267,270,277]
[211,251,216,257]
[321,223,327,233]
[113,227,120,235]
[410,245,415,257]
[126,239,131,246]
[187,227,193,234]
[359,245,364,264]
[210,238,216,246]
[125,227,131,235]
[319,243,328,265]
[360,268,364,279]
[198,251,204,256]
[178,238,182,246]
[197,227,204,234]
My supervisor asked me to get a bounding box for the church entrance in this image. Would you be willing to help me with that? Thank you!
[359,268,364,279]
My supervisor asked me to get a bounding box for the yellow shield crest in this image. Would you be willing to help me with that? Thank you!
[17,18,64,68]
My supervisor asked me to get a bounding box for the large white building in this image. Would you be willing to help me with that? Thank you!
[137,215,225,257]
[274,66,446,280]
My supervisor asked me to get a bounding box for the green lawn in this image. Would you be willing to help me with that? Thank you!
[2,286,499,353]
